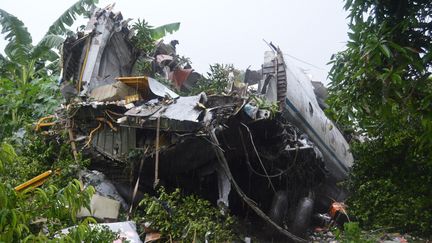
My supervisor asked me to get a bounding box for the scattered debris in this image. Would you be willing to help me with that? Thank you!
[379,233,425,243]
[144,232,161,243]
[309,228,338,243]
[77,194,120,220]
[79,170,128,209]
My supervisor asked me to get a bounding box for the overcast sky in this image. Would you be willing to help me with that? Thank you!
[0,0,349,84]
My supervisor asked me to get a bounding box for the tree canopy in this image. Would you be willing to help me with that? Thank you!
[327,0,432,235]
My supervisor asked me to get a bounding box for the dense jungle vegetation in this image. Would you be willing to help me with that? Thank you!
[327,0,432,237]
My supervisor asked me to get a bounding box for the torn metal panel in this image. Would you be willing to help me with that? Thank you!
[168,68,193,88]
[124,94,205,132]
[116,76,179,99]
[159,94,204,122]
[217,166,231,208]
[81,9,136,94]
[260,51,278,103]
[77,194,120,219]
[61,6,137,96]
[147,78,179,99]
[92,126,136,162]
[156,54,173,64]
[89,81,137,102]
[125,103,163,117]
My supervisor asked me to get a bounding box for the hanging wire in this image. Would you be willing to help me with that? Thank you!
[240,123,276,193]
[282,52,326,71]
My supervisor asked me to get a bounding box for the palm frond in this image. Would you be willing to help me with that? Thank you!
[45,59,61,76]
[0,53,13,76]
[0,9,32,45]
[45,0,98,36]
[31,34,64,60]
[150,22,180,40]
[0,9,32,62]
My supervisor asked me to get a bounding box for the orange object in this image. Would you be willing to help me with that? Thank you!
[14,170,53,192]
[169,68,193,88]
[329,202,347,218]
[125,94,140,104]
[35,115,56,131]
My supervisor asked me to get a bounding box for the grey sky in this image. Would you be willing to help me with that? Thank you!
[0,0,349,84]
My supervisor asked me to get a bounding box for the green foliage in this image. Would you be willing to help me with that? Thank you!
[328,0,432,144]
[0,3,122,241]
[0,0,97,83]
[131,19,180,54]
[131,19,180,76]
[0,0,98,141]
[0,142,120,242]
[46,0,98,36]
[0,9,32,65]
[190,63,232,95]
[149,22,180,40]
[250,95,279,118]
[58,224,121,243]
[0,142,15,172]
[0,77,61,141]
[131,19,156,54]
[2,132,86,189]
[334,222,375,243]
[133,59,154,76]
[0,177,92,241]
[327,0,432,236]
[135,187,236,242]
[347,140,432,235]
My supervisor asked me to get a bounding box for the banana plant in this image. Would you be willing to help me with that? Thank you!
[0,0,98,140]
[131,19,180,54]
[0,0,98,84]
[150,22,181,40]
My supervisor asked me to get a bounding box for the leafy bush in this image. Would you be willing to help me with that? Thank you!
[334,222,375,243]
[0,142,120,242]
[190,63,232,95]
[135,187,236,242]
[1,132,86,189]
[131,19,157,55]
[0,1,100,141]
[0,178,94,241]
[327,0,432,236]
[0,2,127,241]
[0,77,61,141]
[346,140,432,235]
[57,224,121,243]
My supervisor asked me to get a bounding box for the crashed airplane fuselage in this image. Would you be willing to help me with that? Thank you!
[259,46,354,205]
[58,6,353,240]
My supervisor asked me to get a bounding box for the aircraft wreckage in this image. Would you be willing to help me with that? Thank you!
[53,6,353,242]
